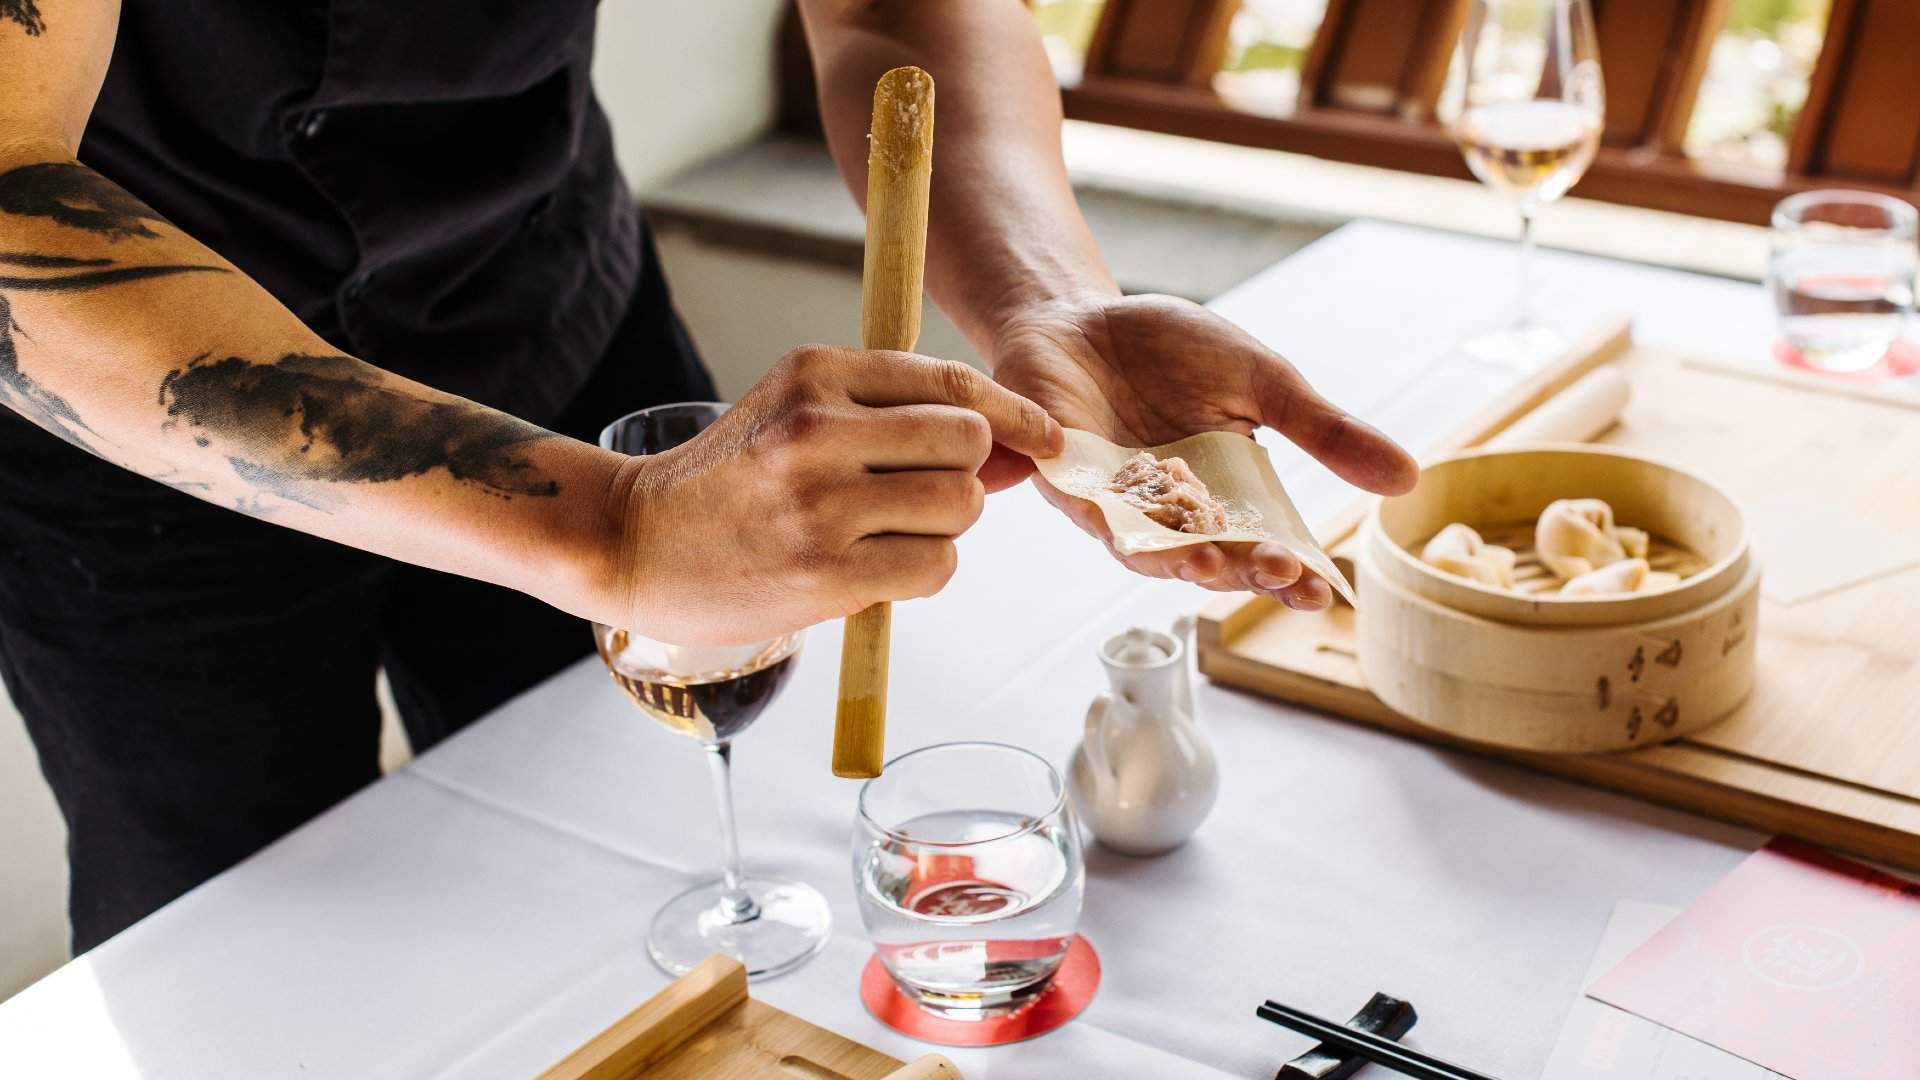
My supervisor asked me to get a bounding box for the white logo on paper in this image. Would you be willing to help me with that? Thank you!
[1740,923,1863,990]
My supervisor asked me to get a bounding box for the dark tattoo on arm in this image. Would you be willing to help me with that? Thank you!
[0,163,172,239]
[0,161,558,517]
[0,253,109,268]
[160,352,561,500]
[1,0,43,36]
[0,263,228,290]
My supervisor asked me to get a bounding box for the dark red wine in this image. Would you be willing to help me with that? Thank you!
[593,626,799,742]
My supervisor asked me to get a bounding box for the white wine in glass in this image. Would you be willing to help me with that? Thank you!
[595,402,830,981]
[1448,0,1604,367]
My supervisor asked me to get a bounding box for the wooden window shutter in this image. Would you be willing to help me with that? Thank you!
[1298,0,1466,120]
[1588,0,1726,151]
[1082,0,1238,88]
[1788,0,1920,188]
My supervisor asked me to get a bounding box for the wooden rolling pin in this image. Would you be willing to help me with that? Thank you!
[1485,364,1631,447]
[833,67,936,779]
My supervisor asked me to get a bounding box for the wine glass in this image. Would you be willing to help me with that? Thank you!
[1446,0,1604,368]
[853,742,1085,1019]
[593,402,830,980]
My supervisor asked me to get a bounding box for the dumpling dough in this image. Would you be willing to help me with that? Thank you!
[1535,498,1647,579]
[1560,558,1682,596]
[1419,523,1517,587]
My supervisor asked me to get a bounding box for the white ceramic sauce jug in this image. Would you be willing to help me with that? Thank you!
[1068,616,1219,855]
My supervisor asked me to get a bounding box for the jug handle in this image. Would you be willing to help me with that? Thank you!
[1083,691,1120,799]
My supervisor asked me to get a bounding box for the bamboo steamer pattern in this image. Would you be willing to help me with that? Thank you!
[1355,445,1761,753]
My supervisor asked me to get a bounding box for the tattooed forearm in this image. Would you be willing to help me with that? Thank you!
[0,161,560,524]
[0,163,171,239]
[159,352,562,500]
[1,0,44,36]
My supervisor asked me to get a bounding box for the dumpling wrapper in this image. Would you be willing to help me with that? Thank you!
[1034,428,1355,606]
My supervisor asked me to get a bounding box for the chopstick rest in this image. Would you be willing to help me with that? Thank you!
[1033,428,1355,605]
[1276,992,1418,1080]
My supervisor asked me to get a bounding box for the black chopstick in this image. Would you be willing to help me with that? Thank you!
[1257,1000,1506,1080]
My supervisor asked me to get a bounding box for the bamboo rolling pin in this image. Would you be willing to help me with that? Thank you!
[833,67,936,779]
[1485,364,1631,447]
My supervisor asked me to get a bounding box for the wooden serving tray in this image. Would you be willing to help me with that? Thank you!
[539,955,958,1080]
[1198,321,1920,871]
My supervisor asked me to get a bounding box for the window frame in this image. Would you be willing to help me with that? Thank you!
[776,1,1920,226]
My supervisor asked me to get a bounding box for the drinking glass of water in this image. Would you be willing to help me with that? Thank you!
[1768,190,1917,373]
[853,742,1085,1019]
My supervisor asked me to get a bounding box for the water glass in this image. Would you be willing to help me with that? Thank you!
[853,742,1085,1020]
[1768,190,1917,373]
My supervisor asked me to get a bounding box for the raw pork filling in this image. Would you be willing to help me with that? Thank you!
[1107,452,1228,534]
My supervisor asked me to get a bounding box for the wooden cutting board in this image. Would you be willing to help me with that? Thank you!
[538,954,958,1080]
[1198,323,1920,870]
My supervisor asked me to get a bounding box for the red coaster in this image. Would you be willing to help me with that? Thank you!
[1773,337,1920,382]
[859,934,1101,1047]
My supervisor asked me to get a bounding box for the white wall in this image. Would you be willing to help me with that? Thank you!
[0,696,68,1000]
[592,0,790,193]
[656,232,982,400]
[0,1,793,1004]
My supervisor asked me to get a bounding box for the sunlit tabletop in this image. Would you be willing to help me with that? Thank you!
[0,222,1803,1078]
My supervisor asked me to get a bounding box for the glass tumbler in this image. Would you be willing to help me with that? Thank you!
[1768,190,1918,373]
[853,742,1085,1020]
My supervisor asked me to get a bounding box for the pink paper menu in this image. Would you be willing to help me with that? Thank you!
[1587,838,1920,1079]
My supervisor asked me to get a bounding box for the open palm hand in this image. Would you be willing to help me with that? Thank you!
[988,293,1416,609]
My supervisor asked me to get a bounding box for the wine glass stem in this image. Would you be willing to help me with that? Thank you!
[1516,204,1538,331]
[703,741,760,924]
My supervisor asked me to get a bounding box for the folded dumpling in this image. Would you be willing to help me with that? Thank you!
[1419,522,1517,588]
[1560,558,1682,596]
[1535,498,1643,579]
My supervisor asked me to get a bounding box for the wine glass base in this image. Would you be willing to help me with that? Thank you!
[647,877,831,981]
[1460,325,1566,371]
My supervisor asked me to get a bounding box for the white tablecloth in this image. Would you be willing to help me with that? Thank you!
[0,223,1794,1079]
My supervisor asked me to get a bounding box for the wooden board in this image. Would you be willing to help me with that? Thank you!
[539,955,959,1080]
[1199,330,1920,871]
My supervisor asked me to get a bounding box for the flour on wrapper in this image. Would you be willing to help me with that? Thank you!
[1034,427,1357,606]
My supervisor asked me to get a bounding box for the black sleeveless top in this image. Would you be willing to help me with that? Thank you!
[80,0,640,423]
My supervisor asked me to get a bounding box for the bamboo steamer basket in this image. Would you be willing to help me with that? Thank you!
[1355,444,1761,753]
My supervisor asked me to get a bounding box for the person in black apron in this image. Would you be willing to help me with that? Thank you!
[0,1,1416,953]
